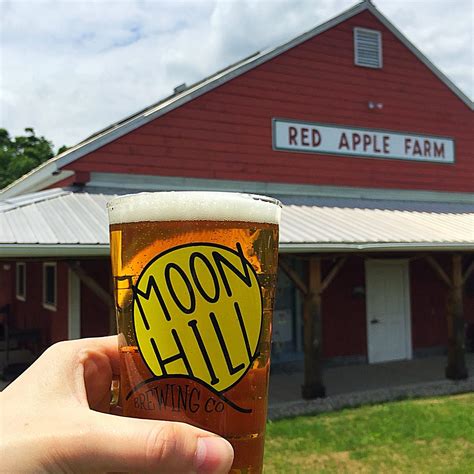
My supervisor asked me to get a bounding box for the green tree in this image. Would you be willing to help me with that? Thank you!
[0,128,59,189]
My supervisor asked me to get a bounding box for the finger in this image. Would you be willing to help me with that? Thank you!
[5,336,121,407]
[72,335,121,375]
[73,337,122,409]
[82,350,113,412]
[74,336,122,411]
[72,411,234,473]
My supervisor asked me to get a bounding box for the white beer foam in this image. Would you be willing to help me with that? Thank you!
[107,191,281,225]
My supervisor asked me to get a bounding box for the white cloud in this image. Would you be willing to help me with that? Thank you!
[0,0,472,151]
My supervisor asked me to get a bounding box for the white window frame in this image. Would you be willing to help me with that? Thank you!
[16,262,26,301]
[354,27,383,69]
[43,262,57,311]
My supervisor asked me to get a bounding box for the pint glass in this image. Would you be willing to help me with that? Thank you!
[107,191,281,473]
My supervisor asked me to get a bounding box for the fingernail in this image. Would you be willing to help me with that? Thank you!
[195,437,234,473]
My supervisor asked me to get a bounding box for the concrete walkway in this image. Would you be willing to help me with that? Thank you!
[268,353,474,419]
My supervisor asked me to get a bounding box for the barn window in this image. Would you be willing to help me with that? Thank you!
[354,27,382,68]
[16,262,26,301]
[43,262,57,310]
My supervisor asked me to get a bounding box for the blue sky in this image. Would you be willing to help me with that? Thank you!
[0,0,472,150]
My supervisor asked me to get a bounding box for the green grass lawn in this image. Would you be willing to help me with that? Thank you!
[264,393,474,473]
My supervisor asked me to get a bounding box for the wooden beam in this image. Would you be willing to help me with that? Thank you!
[425,256,452,288]
[68,261,114,310]
[321,257,347,294]
[463,260,474,285]
[301,256,326,399]
[279,257,308,296]
[445,254,468,380]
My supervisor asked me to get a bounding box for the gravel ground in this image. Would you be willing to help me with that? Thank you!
[268,376,474,420]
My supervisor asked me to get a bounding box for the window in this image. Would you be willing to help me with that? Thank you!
[354,27,382,68]
[43,262,57,310]
[16,262,26,301]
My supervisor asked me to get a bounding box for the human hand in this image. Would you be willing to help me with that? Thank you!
[0,336,234,473]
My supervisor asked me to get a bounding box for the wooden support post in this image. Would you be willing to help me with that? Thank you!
[301,256,326,399]
[321,257,347,294]
[463,260,474,284]
[68,262,116,335]
[425,256,451,288]
[68,262,113,308]
[279,256,308,296]
[445,254,468,380]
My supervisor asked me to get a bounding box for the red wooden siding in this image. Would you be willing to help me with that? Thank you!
[80,259,111,338]
[11,261,68,347]
[411,257,474,349]
[465,273,474,326]
[322,257,367,358]
[64,10,473,192]
[320,256,474,359]
[410,258,448,349]
[0,263,13,309]
[46,171,90,189]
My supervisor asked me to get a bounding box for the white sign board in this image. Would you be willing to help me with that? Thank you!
[273,119,455,164]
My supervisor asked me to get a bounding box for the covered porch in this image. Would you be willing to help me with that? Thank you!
[277,201,474,399]
[1,186,473,394]
[279,251,474,398]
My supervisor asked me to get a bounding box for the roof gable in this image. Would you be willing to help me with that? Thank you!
[1,0,471,199]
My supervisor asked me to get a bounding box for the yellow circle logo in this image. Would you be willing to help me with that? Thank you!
[133,242,262,393]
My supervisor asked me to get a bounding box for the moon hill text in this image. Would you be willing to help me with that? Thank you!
[133,242,259,389]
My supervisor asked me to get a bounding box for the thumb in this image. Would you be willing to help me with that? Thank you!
[69,410,234,473]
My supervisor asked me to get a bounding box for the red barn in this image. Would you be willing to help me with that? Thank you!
[1,1,473,397]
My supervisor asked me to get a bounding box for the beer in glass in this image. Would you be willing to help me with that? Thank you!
[107,191,281,473]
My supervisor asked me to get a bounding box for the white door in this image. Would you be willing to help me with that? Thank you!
[365,260,412,363]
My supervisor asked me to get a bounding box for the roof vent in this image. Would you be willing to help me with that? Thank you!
[173,83,187,94]
[354,27,382,68]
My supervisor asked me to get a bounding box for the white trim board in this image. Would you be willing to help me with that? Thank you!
[1,241,474,259]
[88,172,474,204]
[280,242,474,253]
[42,262,57,311]
[0,244,110,258]
[68,268,81,339]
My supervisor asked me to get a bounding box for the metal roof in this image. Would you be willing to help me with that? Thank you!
[1,0,471,200]
[0,188,473,257]
[0,189,111,255]
[280,205,474,252]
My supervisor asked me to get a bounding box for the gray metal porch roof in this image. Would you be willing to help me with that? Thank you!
[0,187,473,257]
